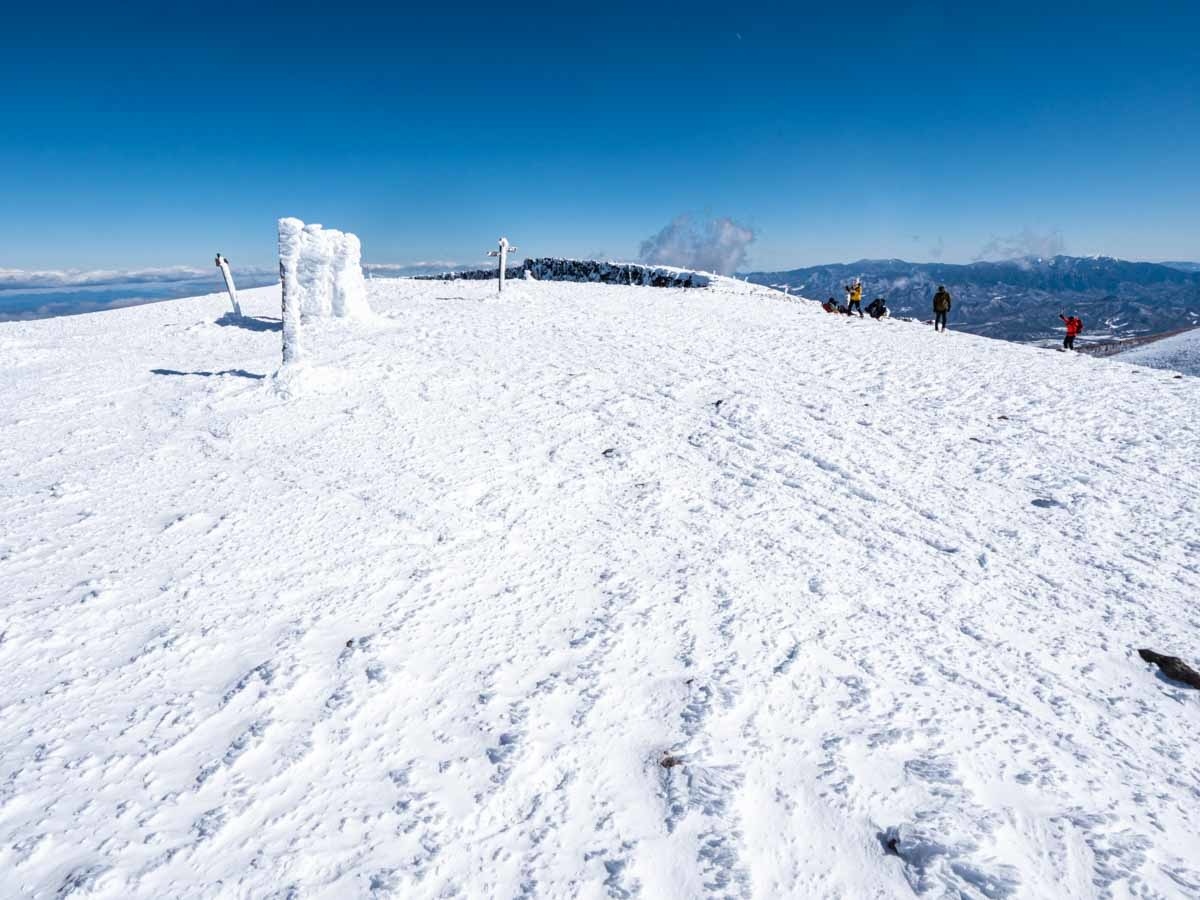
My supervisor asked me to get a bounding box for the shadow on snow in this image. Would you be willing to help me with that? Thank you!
[215,312,282,332]
[151,368,266,380]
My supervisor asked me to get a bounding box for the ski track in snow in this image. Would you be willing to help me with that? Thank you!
[0,279,1198,898]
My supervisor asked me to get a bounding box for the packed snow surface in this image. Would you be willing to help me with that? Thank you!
[1114,326,1200,377]
[1,278,1199,898]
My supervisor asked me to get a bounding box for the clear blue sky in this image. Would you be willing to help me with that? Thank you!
[2,0,1197,271]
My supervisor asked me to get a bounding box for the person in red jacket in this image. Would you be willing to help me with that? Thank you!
[1059,311,1083,350]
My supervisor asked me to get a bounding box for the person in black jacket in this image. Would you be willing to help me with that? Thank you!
[932,285,952,331]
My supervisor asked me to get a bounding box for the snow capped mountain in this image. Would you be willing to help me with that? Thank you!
[1,278,1198,897]
[744,256,1200,342]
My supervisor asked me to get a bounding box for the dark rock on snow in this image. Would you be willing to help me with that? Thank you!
[1138,648,1200,689]
[420,258,711,289]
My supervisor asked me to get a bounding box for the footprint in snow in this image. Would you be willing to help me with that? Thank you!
[923,537,960,554]
[1031,498,1064,509]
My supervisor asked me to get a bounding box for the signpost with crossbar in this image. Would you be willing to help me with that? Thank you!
[486,237,518,293]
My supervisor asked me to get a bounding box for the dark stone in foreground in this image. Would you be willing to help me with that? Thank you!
[1138,648,1200,689]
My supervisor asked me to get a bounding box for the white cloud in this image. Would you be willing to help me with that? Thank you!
[638,214,756,276]
[0,265,275,291]
[977,228,1066,262]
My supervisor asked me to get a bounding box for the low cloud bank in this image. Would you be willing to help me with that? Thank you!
[363,261,473,278]
[638,214,756,276]
[2,259,479,292]
[0,265,276,291]
[0,265,279,322]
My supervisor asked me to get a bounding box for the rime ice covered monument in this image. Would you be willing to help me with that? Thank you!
[277,217,370,364]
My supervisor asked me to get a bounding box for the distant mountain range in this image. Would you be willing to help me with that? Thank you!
[743,256,1200,342]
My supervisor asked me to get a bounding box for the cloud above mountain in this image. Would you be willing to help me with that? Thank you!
[977,228,1066,262]
[638,215,756,275]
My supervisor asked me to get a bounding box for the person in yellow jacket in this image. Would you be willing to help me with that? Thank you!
[844,279,864,317]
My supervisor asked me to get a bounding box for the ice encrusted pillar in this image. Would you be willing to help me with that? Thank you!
[277,216,373,364]
[298,223,334,317]
[278,217,305,365]
[330,231,369,317]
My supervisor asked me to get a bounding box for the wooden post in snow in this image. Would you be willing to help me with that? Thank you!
[215,253,242,317]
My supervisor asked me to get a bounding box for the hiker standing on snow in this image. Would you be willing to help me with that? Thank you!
[933,285,952,331]
[845,280,864,317]
[1060,311,1083,350]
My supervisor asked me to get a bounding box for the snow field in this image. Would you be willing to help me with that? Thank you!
[1114,327,1200,377]
[0,278,1198,898]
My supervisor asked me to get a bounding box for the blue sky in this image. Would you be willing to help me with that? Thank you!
[2,1,1197,272]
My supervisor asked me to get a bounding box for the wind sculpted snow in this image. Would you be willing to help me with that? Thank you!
[0,279,1198,897]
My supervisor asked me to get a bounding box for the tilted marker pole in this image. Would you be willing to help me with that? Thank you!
[215,253,242,317]
[486,237,518,292]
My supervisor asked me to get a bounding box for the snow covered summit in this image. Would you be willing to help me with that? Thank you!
[1,277,1198,897]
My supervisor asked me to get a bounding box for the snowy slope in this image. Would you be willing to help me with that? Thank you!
[1113,326,1200,377]
[1,279,1198,899]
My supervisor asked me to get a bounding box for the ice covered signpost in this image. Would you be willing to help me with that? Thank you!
[215,253,242,317]
[277,217,371,366]
[487,237,518,292]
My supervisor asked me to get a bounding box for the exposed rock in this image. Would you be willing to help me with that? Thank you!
[1138,649,1200,689]
[523,258,710,288]
[420,258,711,289]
